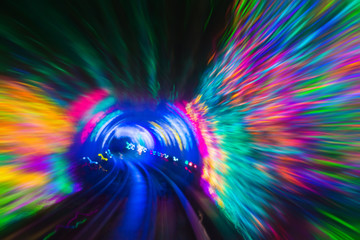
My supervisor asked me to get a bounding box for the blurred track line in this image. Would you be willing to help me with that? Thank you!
[3,158,126,240]
[101,161,156,240]
[3,158,212,240]
[73,159,131,240]
[147,165,210,240]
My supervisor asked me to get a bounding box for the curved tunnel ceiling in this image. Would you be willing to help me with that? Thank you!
[73,93,201,183]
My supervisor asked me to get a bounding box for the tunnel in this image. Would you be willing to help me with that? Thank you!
[74,96,202,186]
[0,0,359,240]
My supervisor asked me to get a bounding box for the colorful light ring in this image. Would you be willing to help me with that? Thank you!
[74,97,199,171]
[189,0,360,239]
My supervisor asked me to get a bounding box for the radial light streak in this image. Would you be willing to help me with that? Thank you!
[187,0,360,239]
[0,79,78,230]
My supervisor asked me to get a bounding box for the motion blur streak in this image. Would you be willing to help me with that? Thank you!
[188,0,360,239]
[0,79,78,230]
[0,0,359,240]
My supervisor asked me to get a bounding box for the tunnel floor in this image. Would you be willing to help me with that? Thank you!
[1,156,241,240]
